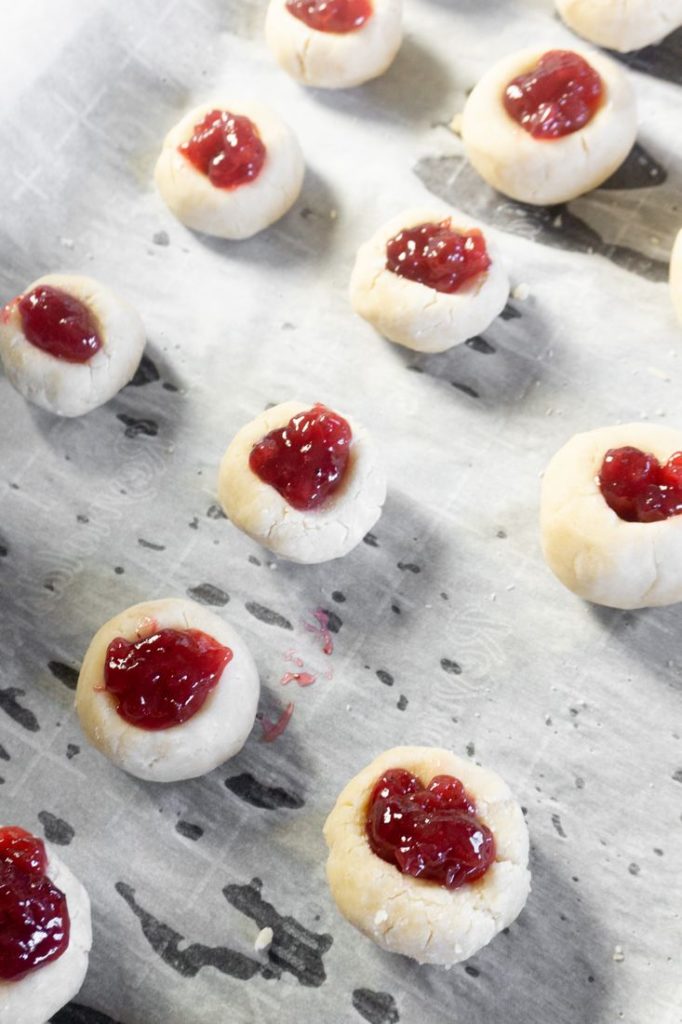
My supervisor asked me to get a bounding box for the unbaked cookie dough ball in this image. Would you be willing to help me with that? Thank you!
[76,597,260,782]
[0,274,145,417]
[350,207,509,352]
[324,746,530,965]
[265,0,403,89]
[154,100,304,239]
[0,826,92,1024]
[556,0,682,53]
[541,423,682,608]
[670,229,682,328]
[218,400,386,564]
[459,47,637,206]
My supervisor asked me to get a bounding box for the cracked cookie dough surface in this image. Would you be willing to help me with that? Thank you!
[556,0,682,52]
[76,598,260,782]
[670,229,682,328]
[265,0,403,89]
[0,846,92,1024]
[324,745,530,966]
[155,100,304,239]
[349,206,509,352]
[541,423,682,608]
[218,400,386,564]
[0,274,145,418]
[459,47,637,206]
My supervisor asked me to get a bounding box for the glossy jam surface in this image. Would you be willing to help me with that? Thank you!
[285,0,372,33]
[179,110,266,190]
[249,404,352,511]
[366,769,496,889]
[503,50,603,139]
[104,629,233,730]
[0,826,70,982]
[599,446,682,523]
[18,286,102,363]
[386,221,491,294]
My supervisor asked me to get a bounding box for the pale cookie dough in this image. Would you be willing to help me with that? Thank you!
[324,746,531,966]
[459,47,637,206]
[541,423,682,608]
[0,844,92,1024]
[154,100,304,239]
[350,206,509,352]
[670,229,682,328]
[218,400,386,564]
[0,274,145,418]
[556,0,682,53]
[265,0,403,89]
[76,597,260,782]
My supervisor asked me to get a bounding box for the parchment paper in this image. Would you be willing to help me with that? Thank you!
[0,2,680,1023]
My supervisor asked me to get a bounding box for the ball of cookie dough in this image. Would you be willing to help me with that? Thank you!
[670,229,682,328]
[154,100,304,239]
[324,746,530,965]
[556,0,682,53]
[265,0,403,89]
[218,400,386,564]
[350,207,509,352]
[0,841,92,1024]
[541,423,682,608]
[0,274,145,417]
[460,47,637,206]
[76,598,260,782]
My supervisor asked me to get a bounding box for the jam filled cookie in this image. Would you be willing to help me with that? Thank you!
[556,0,682,53]
[541,423,682,608]
[76,598,260,782]
[350,207,509,352]
[265,0,403,89]
[155,101,304,239]
[218,401,386,564]
[324,746,530,965]
[459,48,636,205]
[0,274,145,417]
[670,229,682,329]
[0,826,91,1024]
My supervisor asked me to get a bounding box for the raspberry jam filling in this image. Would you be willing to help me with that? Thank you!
[104,628,233,730]
[503,49,603,139]
[366,769,496,889]
[249,403,352,511]
[179,110,266,190]
[599,446,682,523]
[0,826,70,982]
[285,0,372,33]
[386,221,491,294]
[18,285,102,363]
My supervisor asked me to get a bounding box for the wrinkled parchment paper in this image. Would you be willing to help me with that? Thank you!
[0,2,680,1022]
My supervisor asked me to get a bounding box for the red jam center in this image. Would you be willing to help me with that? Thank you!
[599,446,682,523]
[386,221,491,294]
[0,826,70,982]
[249,403,352,512]
[285,0,372,33]
[366,770,496,889]
[503,49,603,139]
[18,286,102,363]
[179,111,266,190]
[104,628,233,730]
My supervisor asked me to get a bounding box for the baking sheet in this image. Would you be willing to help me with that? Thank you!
[0,2,681,1022]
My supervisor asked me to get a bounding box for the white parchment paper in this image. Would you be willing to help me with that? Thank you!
[0,2,680,1023]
